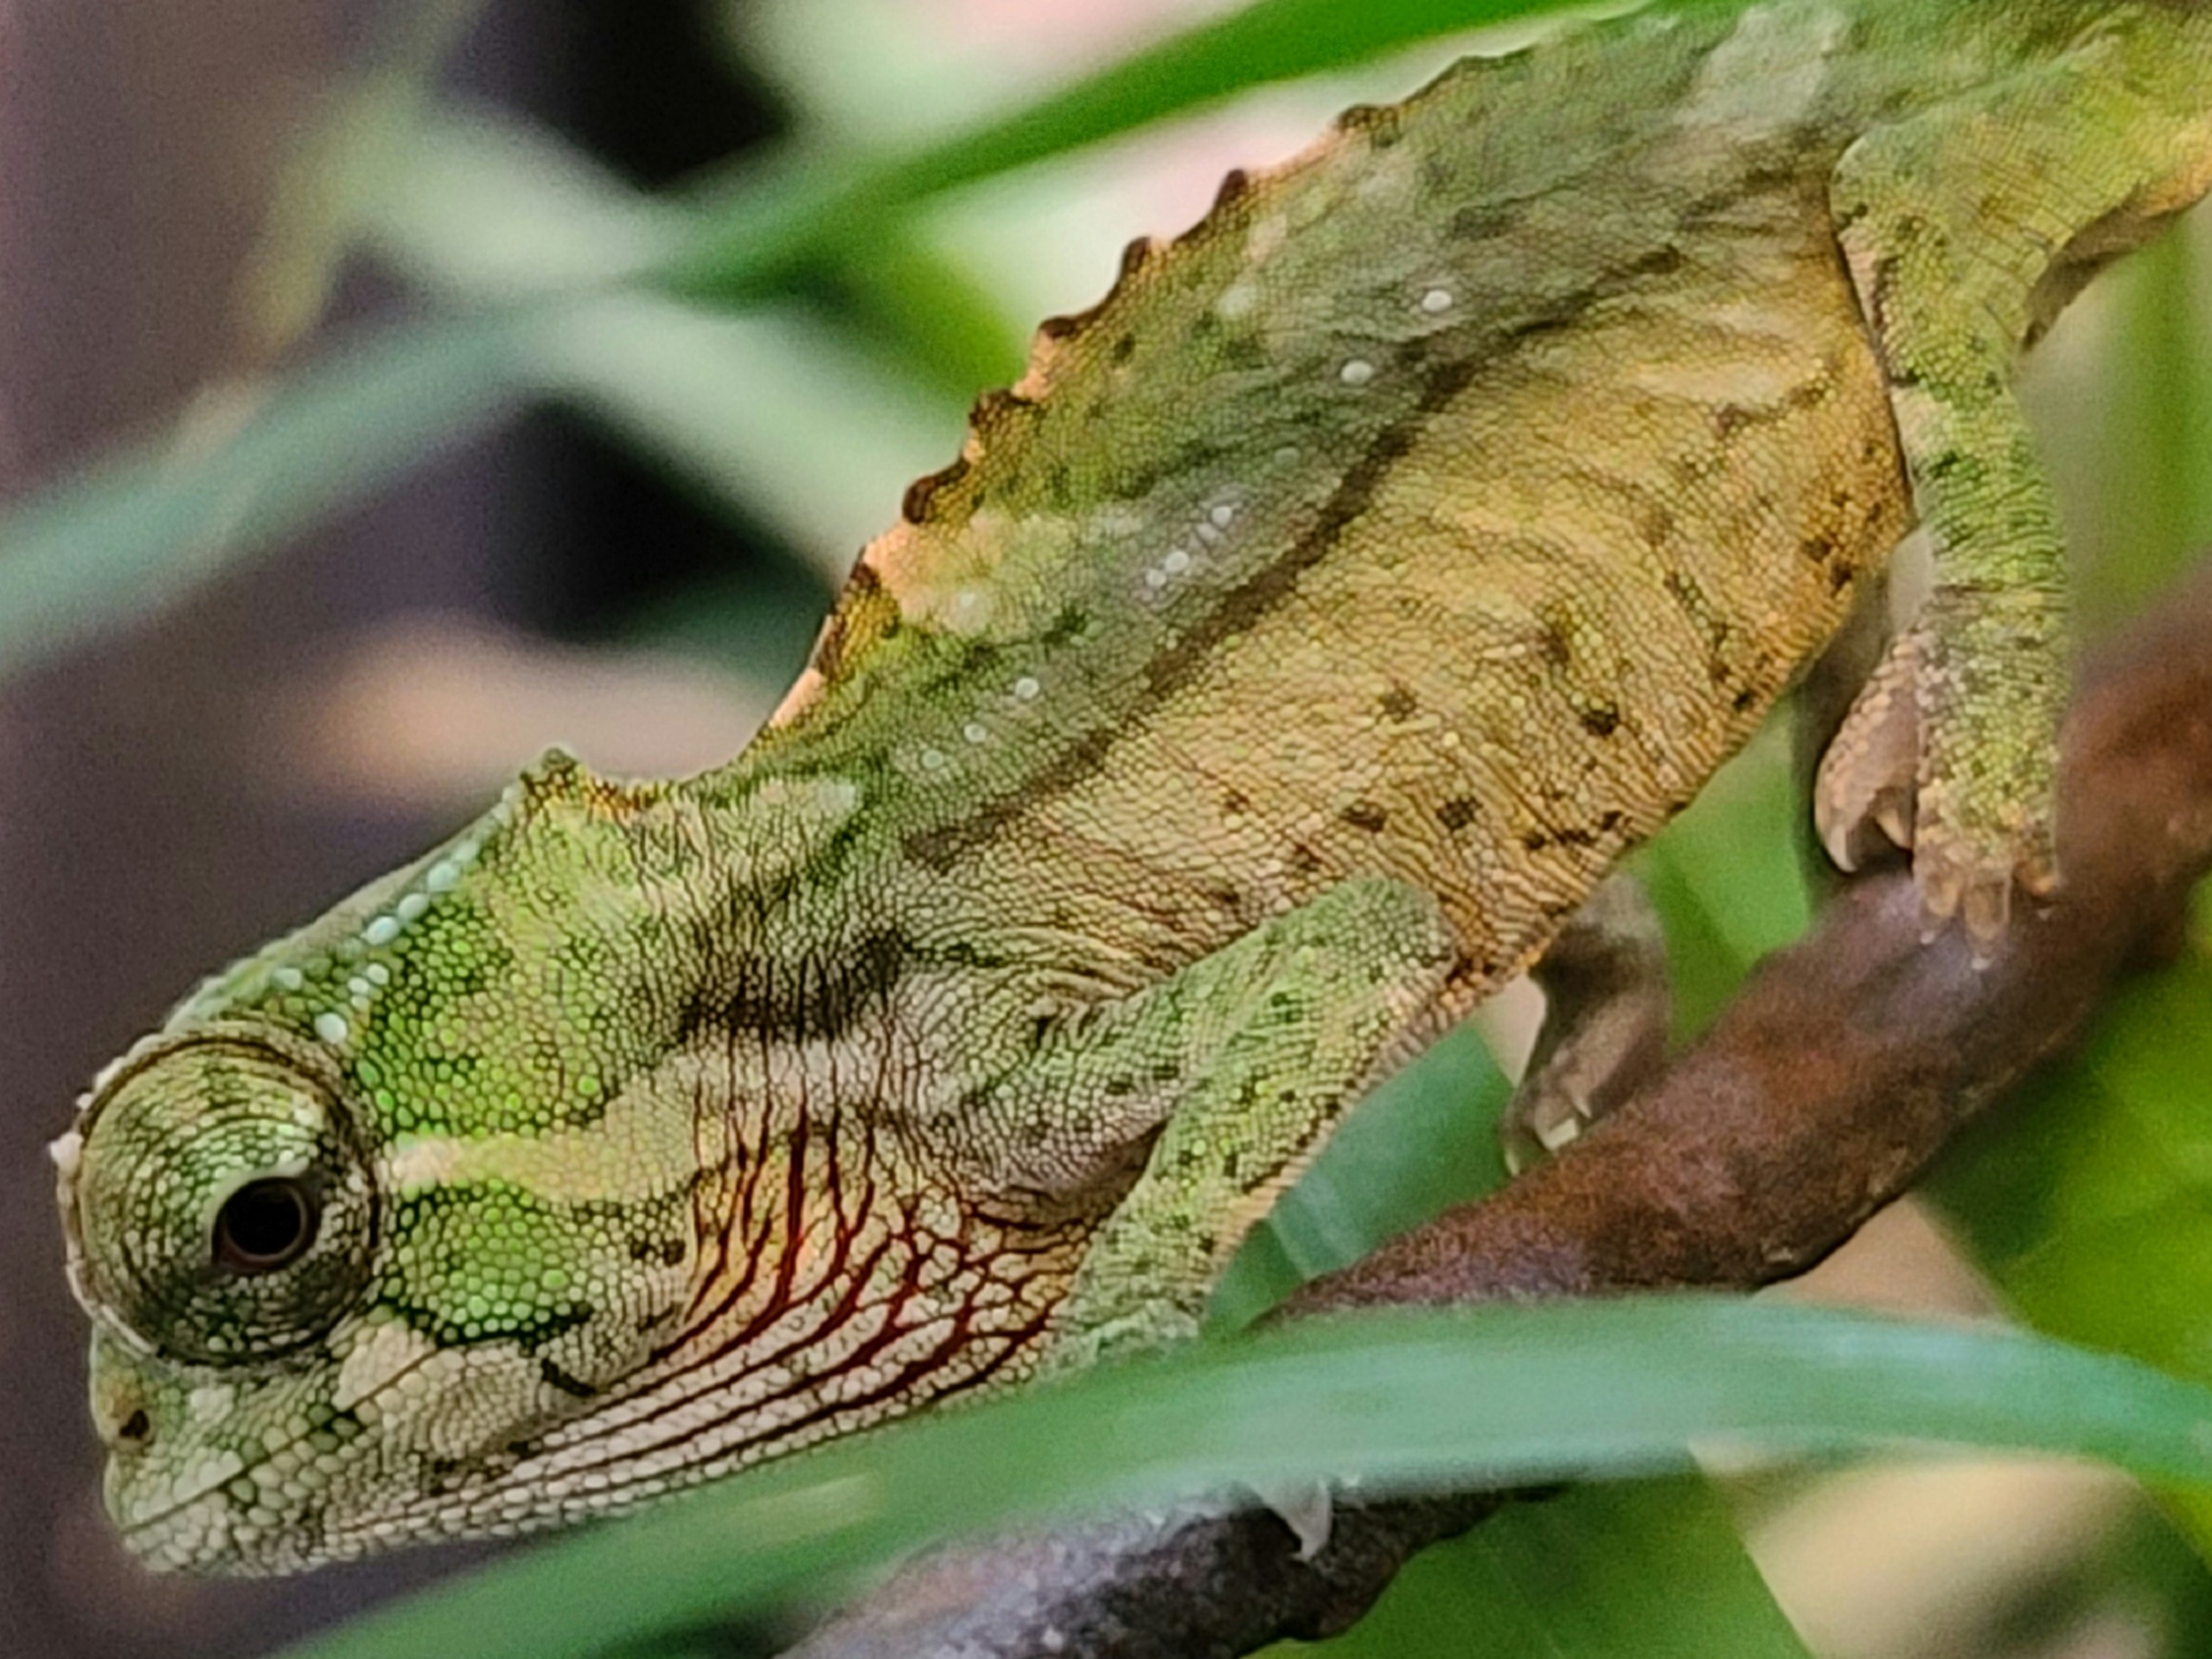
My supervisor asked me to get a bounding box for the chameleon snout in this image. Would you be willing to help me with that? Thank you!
[89,1366,154,1455]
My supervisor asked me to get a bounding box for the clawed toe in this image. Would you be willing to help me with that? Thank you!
[1814,634,1921,874]
[1911,829,2056,960]
[1817,625,2059,950]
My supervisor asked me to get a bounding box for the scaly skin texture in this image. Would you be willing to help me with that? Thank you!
[54,0,2212,1573]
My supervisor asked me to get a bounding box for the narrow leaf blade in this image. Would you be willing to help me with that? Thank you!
[281,1299,2212,1659]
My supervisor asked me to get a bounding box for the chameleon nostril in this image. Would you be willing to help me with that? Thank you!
[108,1406,152,1450]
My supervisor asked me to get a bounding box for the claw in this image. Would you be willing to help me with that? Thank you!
[1500,874,1670,1174]
[1961,873,2011,952]
[1817,794,1866,873]
[1820,624,2057,949]
[1814,635,1921,873]
[1911,832,2044,964]
[1501,1095,1589,1177]
[1871,786,1916,856]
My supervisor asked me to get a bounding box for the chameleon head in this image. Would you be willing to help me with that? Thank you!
[54,759,719,1573]
[55,1006,706,1573]
[57,1028,382,1568]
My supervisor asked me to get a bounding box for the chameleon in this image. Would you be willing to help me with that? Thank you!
[53,0,2212,1575]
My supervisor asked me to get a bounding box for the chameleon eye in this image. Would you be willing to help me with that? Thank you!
[214,1176,320,1274]
[61,1029,376,1365]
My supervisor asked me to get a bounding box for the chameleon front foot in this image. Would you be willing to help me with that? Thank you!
[1814,608,2062,945]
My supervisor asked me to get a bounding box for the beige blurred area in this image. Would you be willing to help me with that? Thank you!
[1762,1206,2151,1659]
[263,615,773,810]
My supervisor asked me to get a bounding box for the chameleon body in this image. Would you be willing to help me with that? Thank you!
[56,0,2212,1572]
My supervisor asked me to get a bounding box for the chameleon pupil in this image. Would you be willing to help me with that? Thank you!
[213,1179,316,1273]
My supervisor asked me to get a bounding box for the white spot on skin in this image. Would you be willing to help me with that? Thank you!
[313,1012,350,1046]
[1012,676,1041,701]
[1244,214,1289,263]
[334,1319,443,1414]
[1421,287,1454,314]
[920,747,949,772]
[1215,282,1257,320]
[1339,359,1377,387]
[1196,523,1223,547]
[962,722,988,746]
[363,916,401,947]
[1209,504,1236,529]
[1274,445,1301,466]
[1681,3,1845,138]
[273,966,305,992]
[381,1079,702,1204]
[187,1383,238,1425]
[396,893,429,923]
[1162,548,1192,575]
[1144,567,1170,591]
[347,977,371,999]
[425,862,461,894]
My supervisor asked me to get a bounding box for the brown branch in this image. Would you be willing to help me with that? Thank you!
[788,567,2212,1659]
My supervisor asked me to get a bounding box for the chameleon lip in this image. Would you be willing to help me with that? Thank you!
[112,1333,444,1565]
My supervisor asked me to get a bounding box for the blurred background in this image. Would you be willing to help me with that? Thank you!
[5,3,2212,1655]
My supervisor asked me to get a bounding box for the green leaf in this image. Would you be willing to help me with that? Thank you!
[5,0,1614,676]
[2058,219,2212,635]
[0,310,543,682]
[1636,719,1812,1036]
[236,0,497,358]
[364,103,697,299]
[536,295,962,582]
[1217,1020,1511,1325]
[362,107,974,574]
[283,1298,2212,1659]
[374,0,1638,306]
[814,234,1030,403]
[1286,1476,1810,1658]
[1928,923,2212,1553]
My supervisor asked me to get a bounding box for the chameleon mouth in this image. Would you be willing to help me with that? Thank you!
[112,1341,444,1574]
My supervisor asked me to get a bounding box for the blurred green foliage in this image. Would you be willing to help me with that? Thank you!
[10,0,2212,1654]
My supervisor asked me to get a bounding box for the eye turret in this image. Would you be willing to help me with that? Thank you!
[61,1029,377,1366]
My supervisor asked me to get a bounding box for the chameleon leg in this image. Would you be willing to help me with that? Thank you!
[1499,872,1670,1175]
[1019,877,1457,1376]
[1817,35,2212,939]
